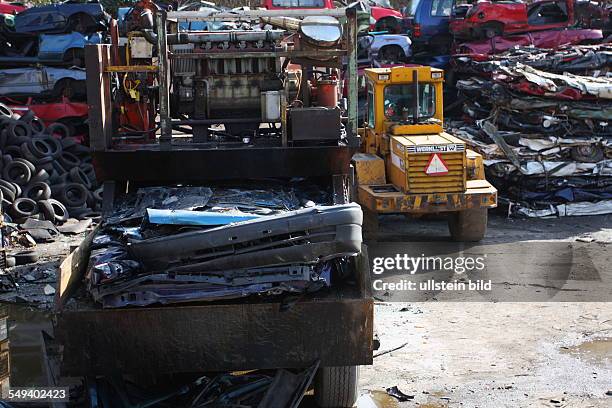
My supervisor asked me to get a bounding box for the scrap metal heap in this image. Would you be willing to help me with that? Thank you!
[450,43,612,217]
[85,185,363,308]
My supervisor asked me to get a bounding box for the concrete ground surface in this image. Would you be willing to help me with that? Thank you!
[357,213,612,408]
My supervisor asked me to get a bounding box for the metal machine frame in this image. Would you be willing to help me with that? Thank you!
[86,8,361,185]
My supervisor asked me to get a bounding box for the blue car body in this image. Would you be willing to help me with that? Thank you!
[0,32,102,65]
[38,32,102,61]
[405,0,454,51]
[13,2,107,34]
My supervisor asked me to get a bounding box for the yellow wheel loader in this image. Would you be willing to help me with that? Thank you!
[353,66,497,241]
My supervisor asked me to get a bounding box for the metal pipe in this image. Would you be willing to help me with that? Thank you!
[156,11,172,146]
[346,7,358,147]
[172,118,261,125]
[412,70,419,125]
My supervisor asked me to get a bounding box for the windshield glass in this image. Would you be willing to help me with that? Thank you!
[383,83,436,123]
[271,0,326,8]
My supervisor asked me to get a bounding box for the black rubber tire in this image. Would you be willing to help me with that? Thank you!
[8,120,31,139]
[0,186,14,203]
[52,160,68,175]
[23,181,51,201]
[46,122,70,139]
[483,22,503,39]
[10,182,21,198]
[379,45,405,63]
[69,167,92,189]
[0,129,8,148]
[448,208,488,242]
[38,199,56,222]
[59,152,80,169]
[29,117,45,134]
[0,179,17,195]
[13,158,35,173]
[57,182,88,207]
[27,138,53,158]
[570,145,604,163]
[314,366,360,408]
[39,198,69,224]
[3,160,31,185]
[92,187,103,203]
[38,135,62,158]
[19,142,41,164]
[60,137,78,150]
[31,169,50,183]
[10,197,39,218]
[13,250,39,265]
[0,103,12,118]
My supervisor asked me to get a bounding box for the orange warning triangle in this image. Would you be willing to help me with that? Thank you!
[425,153,449,175]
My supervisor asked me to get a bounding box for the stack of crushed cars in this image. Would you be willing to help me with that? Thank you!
[85,185,363,308]
[0,1,109,138]
[450,43,612,217]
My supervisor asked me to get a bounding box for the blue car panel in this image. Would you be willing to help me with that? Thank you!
[14,2,107,34]
[407,0,454,49]
[38,32,102,61]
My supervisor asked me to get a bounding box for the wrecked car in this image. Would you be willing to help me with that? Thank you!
[0,32,102,66]
[450,0,610,39]
[358,31,412,62]
[4,1,109,34]
[455,27,603,55]
[0,67,86,99]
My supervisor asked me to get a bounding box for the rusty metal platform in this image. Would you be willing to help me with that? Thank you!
[54,235,373,376]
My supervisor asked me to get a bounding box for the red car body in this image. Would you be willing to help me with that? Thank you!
[455,27,603,55]
[0,2,25,14]
[450,0,578,39]
[260,0,401,26]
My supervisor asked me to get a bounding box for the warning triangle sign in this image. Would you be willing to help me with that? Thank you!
[425,153,449,175]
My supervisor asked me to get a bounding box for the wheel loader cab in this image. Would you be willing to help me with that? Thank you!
[354,66,498,241]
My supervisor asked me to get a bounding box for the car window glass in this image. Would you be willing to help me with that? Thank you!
[430,0,453,17]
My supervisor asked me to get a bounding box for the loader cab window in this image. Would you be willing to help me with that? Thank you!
[383,83,436,123]
[367,89,375,128]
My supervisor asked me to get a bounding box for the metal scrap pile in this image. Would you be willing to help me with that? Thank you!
[86,185,363,308]
[451,43,612,217]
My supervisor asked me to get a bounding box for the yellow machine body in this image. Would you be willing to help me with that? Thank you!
[355,66,497,214]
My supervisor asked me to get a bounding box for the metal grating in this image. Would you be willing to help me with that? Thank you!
[407,152,466,193]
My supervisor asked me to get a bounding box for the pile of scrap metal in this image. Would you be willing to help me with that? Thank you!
[85,186,363,308]
[80,362,319,408]
[450,43,612,217]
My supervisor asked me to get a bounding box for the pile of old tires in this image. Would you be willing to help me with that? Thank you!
[0,104,101,224]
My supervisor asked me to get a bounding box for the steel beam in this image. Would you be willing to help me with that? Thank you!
[156,11,172,146]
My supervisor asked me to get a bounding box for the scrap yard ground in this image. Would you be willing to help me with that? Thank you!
[357,214,612,408]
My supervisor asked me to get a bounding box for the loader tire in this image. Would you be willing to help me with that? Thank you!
[448,208,488,242]
[314,366,359,408]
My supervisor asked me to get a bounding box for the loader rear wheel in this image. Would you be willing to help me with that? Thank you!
[448,208,488,242]
[314,366,359,408]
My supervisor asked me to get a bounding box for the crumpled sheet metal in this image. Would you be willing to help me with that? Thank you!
[450,44,612,217]
[502,63,612,99]
[510,200,612,218]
